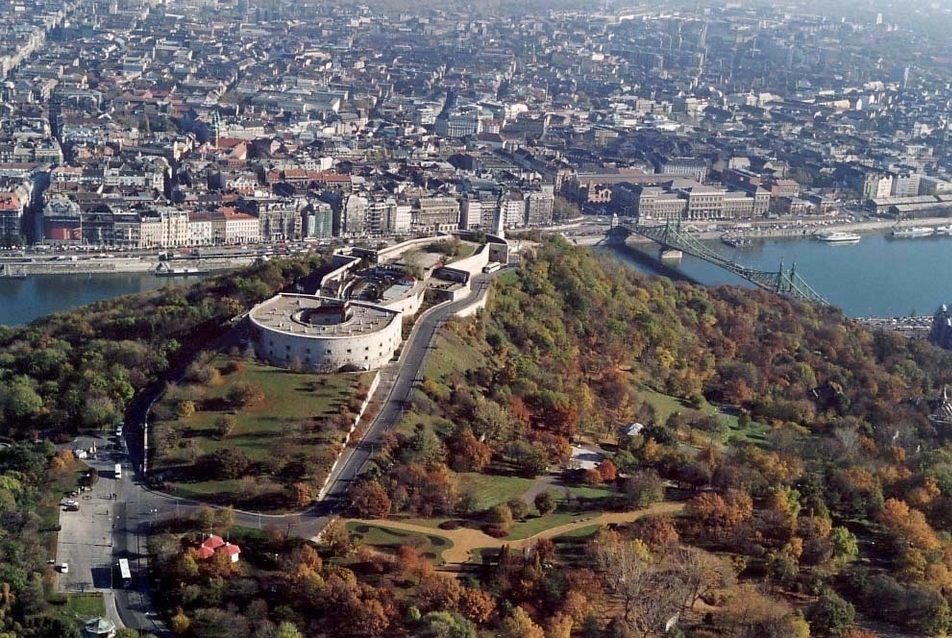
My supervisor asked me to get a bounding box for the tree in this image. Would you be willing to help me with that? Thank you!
[350,480,392,518]
[274,622,303,638]
[621,470,665,508]
[674,545,736,607]
[214,414,236,438]
[447,428,491,472]
[215,505,236,535]
[321,518,355,556]
[170,608,191,636]
[228,382,265,407]
[457,586,495,625]
[487,503,514,534]
[507,497,529,520]
[806,589,855,637]
[597,460,618,483]
[535,489,557,515]
[417,611,477,638]
[499,607,545,638]
[590,534,689,634]
[195,505,216,533]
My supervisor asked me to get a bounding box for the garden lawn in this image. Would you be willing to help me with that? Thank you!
[347,523,454,564]
[63,592,105,618]
[456,473,537,511]
[153,356,374,508]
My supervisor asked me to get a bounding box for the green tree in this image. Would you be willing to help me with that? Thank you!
[806,589,855,637]
[534,489,557,515]
[487,503,514,533]
[507,497,529,520]
[274,622,303,638]
[417,611,478,638]
[213,415,236,438]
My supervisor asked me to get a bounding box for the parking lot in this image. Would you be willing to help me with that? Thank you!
[55,433,126,625]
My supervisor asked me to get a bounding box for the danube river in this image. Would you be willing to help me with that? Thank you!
[604,231,952,318]
[0,272,206,327]
[1,231,950,326]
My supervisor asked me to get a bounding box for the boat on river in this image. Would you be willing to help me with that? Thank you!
[154,263,210,277]
[816,232,861,243]
[721,235,753,248]
[891,226,936,239]
[935,225,952,236]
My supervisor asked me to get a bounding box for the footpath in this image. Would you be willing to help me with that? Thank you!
[346,501,684,567]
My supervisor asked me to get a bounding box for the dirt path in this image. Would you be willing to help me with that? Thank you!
[344,501,684,566]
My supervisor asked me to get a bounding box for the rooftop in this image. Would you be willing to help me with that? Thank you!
[250,294,398,338]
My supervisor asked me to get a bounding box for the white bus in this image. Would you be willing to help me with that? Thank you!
[114,463,121,480]
[117,558,131,587]
[482,262,502,274]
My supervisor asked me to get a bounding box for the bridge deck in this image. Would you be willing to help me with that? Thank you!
[616,221,827,305]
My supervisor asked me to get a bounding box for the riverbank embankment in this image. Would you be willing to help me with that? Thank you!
[565,215,952,245]
[0,255,256,277]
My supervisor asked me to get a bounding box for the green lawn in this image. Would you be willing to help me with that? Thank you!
[347,523,454,565]
[152,356,374,510]
[506,511,590,540]
[64,592,106,618]
[639,387,696,423]
[423,330,487,384]
[456,473,537,511]
[496,269,519,286]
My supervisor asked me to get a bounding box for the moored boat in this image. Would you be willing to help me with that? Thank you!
[816,231,861,243]
[935,225,952,236]
[891,226,936,239]
[154,263,210,277]
[721,235,753,248]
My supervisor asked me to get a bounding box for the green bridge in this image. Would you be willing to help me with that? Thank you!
[611,220,828,306]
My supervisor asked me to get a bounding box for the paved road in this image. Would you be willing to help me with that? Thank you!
[59,274,492,634]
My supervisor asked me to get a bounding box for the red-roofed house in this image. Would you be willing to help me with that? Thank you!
[196,546,215,559]
[195,535,241,562]
[220,542,242,563]
[201,534,225,550]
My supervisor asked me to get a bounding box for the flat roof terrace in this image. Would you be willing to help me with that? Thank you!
[250,294,398,338]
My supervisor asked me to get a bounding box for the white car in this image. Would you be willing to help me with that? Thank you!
[60,563,69,574]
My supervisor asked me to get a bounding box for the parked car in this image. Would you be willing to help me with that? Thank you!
[60,563,68,574]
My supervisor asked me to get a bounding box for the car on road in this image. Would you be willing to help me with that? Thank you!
[64,500,79,511]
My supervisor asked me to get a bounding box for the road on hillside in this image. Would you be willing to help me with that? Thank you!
[96,274,492,633]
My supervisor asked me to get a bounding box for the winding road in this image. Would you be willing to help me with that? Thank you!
[57,274,493,635]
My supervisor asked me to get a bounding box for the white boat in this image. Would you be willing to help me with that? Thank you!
[155,263,210,277]
[891,226,936,238]
[935,225,952,236]
[817,232,861,243]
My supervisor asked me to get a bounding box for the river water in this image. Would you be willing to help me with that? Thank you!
[603,231,952,318]
[0,272,206,327]
[0,232,948,326]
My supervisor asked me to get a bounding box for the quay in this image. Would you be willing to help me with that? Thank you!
[0,254,256,277]
[853,315,932,338]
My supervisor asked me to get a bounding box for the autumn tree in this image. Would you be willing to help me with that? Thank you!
[673,545,736,607]
[446,427,491,472]
[498,606,545,638]
[590,532,689,635]
[350,480,393,518]
[169,608,191,636]
[228,381,265,407]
